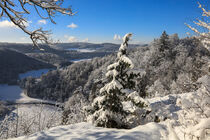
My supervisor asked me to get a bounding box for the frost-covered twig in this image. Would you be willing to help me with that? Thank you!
[0,104,62,139]
[0,0,75,49]
[186,2,210,50]
[176,84,210,140]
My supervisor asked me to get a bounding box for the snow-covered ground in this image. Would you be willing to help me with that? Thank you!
[1,71,209,140]
[0,85,42,103]
[0,84,57,104]
[4,92,210,140]
[8,78,209,140]
[0,69,63,139]
[9,122,169,140]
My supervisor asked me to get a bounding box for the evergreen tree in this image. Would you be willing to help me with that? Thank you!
[86,33,137,128]
[150,31,174,66]
[159,31,170,52]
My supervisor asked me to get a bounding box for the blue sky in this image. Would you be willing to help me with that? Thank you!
[0,0,208,44]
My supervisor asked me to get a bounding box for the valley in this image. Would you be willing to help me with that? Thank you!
[0,35,209,140]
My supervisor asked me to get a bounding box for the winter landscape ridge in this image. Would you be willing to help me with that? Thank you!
[0,0,210,140]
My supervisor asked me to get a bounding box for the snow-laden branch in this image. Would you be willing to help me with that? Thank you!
[0,0,75,49]
[186,3,210,50]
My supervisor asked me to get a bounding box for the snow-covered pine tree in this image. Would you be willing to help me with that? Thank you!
[150,31,174,65]
[159,31,170,52]
[86,33,139,128]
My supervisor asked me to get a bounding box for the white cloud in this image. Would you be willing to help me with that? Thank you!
[67,36,78,42]
[113,34,121,41]
[64,35,88,42]
[0,20,31,28]
[38,19,47,25]
[67,23,78,29]
[0,20,16,28]
[83,38,89,42]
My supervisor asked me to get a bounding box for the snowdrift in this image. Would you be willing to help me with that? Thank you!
[9,122,168,140]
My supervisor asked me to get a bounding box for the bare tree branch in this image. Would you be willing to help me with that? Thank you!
[0,0,76,50]
[186,2,210,50]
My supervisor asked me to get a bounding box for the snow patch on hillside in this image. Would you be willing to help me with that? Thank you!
[0,85,56,104]
[71,58,92,63]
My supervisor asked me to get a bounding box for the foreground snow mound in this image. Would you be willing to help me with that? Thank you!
[10,122,168,140]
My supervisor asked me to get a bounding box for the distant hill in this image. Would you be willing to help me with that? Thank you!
[0,48,55,84]
[26,53,72,68]
[0,42,67,54]
[55,42,144,52]
[0,42,144,67]
[0,42,144,53]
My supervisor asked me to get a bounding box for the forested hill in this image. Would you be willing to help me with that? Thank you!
[21,35,210,102]
[0,42,142,67]
[0,48,55,84]
[0,42,143,84]
[55,42,143,52]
